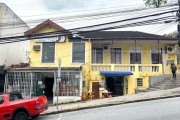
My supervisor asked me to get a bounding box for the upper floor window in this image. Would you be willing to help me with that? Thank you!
[151,47,163,64]
[111,48,122,64]
[92,48,103,63]
[42,42,55,63]
[129,47,141,64]
[72,43,85,63]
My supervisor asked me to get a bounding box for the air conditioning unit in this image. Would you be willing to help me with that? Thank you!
[167,46,175,54]
[103,45,110,51]
[33,45,41,51]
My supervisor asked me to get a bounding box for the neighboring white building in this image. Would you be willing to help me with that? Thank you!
[0,3,30,68]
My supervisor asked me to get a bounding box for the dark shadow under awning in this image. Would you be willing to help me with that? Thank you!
[100,71,133,76]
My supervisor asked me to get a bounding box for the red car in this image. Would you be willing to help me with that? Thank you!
[0,92,48,120]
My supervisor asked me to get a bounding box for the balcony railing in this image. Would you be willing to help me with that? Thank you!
[91,64,162,73]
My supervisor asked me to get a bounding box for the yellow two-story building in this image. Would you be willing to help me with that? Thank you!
[4,19,178,104]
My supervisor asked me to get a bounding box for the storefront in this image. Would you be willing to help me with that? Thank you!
[100,71,133,97]
[4,67,82,105]
[0,65,5,93]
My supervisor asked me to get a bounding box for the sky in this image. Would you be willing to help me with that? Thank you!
[0,0,178,35]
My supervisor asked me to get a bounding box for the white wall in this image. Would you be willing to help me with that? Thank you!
[53,96,81,105]
[0,41,29,66]
[0,3,30,67]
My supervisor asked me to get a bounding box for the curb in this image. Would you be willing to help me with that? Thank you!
[40,94,180,116]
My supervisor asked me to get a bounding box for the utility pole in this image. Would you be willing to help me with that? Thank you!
[56,58,61,110]
[178,0,180,47]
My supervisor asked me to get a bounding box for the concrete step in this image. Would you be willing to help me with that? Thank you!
[160,80,180,83]
[151,85,180,89]
[155,83,180,86]
[145,88,161,91]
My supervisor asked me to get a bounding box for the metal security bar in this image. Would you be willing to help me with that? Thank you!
[5,72,38,98]
[54,71,81,96]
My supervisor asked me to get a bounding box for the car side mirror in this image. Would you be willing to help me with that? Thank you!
[0,98,4,104]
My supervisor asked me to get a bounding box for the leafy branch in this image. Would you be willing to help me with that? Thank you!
[144,0,167,8]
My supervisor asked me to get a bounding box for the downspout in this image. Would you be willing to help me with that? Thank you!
[112,40,113,64]
[158,39,160,63]
[89,38,91,91]
[135,39,137,63]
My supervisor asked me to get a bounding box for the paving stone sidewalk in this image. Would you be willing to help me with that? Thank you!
[41,87,180,116]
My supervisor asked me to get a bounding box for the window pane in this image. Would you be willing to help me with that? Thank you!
[137,78,143,86]
[111,48,121,64]
[151,48,162,64]
[92,48,103,63]
[130,53,141,64]
[42,43,55,63]
[57,72,80,96]
[72,43,85,63]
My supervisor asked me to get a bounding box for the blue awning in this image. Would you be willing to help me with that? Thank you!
[100,71,133,76]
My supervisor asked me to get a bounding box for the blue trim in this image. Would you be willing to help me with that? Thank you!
[100,71,133,76]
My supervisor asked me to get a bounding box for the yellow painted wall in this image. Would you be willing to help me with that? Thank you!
[29,25,177,96]
[30,25,91,68]
[86,44,177,96]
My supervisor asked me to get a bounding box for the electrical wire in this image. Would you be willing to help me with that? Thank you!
[0,15,176,44]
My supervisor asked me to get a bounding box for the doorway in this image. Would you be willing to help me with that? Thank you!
[106,76,124,97]
[92,82,99,99]
[106,77,115,94]
[44,77,54,105]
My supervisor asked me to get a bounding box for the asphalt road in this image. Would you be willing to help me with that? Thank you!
[33,97,180,120]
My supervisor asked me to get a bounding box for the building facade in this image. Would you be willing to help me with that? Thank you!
[0,3,30,93]
[4,19,178,104]
[79,31,178,98]
[5,20,83,105]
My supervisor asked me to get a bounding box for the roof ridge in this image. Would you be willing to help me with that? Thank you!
[24,19,70,36]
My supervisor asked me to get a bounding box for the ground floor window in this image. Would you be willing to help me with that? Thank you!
[5,71,81,99]
[137,78,143,87]
[55,72,81,96]
[5,72,38,98]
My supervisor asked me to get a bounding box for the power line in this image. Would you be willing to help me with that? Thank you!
[0,8,177,42]
[0,15,176,44]
[0,2,177,20]
[0,5,176,30]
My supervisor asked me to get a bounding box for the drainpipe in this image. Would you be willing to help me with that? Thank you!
[112,40,113,64]
[88,38,91,92]
[135,39,137,63]
[158,39,160,63]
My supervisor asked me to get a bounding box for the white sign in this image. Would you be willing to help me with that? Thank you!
[38,81,42,84]
[75,75,80,78]
[34,35,65,42]
[99,88,105,90]
[99,80,105,86]
[57,78,61,82]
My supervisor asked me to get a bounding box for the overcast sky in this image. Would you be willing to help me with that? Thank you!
[0,0,177,35]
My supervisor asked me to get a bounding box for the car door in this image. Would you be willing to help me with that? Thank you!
[0,96,9,120]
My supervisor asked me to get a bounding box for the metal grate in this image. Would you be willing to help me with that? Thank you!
[5,72,37,98]
[137,78,143,87]
[54,71,81,96]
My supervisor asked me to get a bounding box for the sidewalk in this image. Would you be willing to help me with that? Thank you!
[41,87,180,116]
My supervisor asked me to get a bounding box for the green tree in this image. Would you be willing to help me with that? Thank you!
[145,0,167,8]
